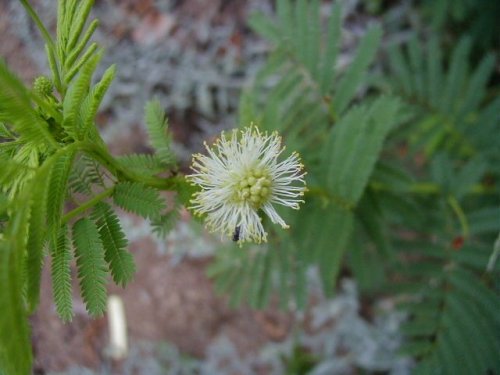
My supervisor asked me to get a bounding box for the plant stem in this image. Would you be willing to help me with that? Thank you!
[77,141,188,190]
[18,0,55,50]
[447,195,469,238]
[370,181,495,195]
[61,187,114,224]
[306,181,496,205]
[487,233,500,273]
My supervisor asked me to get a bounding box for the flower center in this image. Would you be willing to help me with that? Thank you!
[234,167,272,209]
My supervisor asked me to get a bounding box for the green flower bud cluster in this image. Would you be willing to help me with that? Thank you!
[33,76,53,96]
[235,167,272,209]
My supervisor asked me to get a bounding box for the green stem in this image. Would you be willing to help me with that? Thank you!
[370,181,495,195]
[487,232,500,273]
[32,93,62,124]
[77,141,188,190]
[447,195,469,238]
[61,187,114,224]
[18,0,55,50]
[307,181,496,202]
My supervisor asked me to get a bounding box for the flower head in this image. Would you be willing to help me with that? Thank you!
[187,126,306,244]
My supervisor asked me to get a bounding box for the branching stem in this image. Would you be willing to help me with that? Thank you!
[61,187,114,224]
[77,141,187,191]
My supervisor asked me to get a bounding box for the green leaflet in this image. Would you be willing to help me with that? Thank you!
[62,52,102,140]
[50,225,73,322]
[24,145,76,313]
[68,154,104,195]
[325,96,401,204]
[80,64,116,138]
[91,202,135,286]
[0,61,57,150]
[331,25,382,116]
[113,182,165,220]
[72,218,107,317]
[0,158,34,190]
[310,206,354,293]
[0,205,33,375]
[117,153,165,177]
[46,148,77,235]
[144,100,176,166]
[385,36,496,160]
[151,200,181,239]
[24,174,49,313]
[397,246,500,374]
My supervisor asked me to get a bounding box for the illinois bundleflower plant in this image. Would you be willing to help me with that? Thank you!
[187,126,307,244]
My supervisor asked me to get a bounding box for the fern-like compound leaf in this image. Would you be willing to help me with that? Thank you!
[68,154,103,195]
[332,25,382,116]
[0,205,33,374]
[325,96,401,204]
[0,61,57,150]
[91,202,135,287]
[72,218,107,317]
[0,158,34,191]
[397,252,500,375]
[151,197,181,238]
[67,0,95,52]
[62,52,101,139]
[50,225,73,322]
[0,122,14,139]
[118,153,165,177]
[46,148,76,235]
[80,64,116,139]
[113,182,165,220]
[144,100,176,166]
[25,174,50,313]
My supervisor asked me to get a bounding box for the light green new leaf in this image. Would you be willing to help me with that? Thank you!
[62,52,101,139]
[0,61,57,150]
[80,64,116,137]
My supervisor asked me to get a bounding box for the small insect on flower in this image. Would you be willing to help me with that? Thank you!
[232,225,241,242]
[186,126,307,244]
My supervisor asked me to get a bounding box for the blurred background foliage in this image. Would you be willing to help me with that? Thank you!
[0,0,499,374]
[209,0,500,373]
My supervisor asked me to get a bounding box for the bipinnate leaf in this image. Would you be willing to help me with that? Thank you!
[0,61,56,149]
[113,182,165,220]
[117,153,165,176]
[144,100,176,166]
[72,218,107,317]
[325,96,400,204]
[332,25,382,116]
[47,148,76,233]
[50,225,73,322]
[0,205,33,374]
[25,177,49,313]
[91,202,135,286]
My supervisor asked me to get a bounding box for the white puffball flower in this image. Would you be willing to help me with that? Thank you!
[186,126,307,244]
